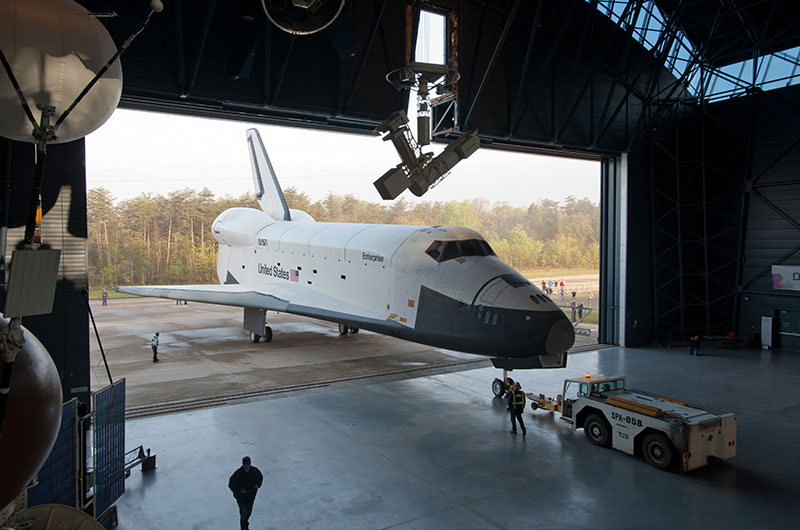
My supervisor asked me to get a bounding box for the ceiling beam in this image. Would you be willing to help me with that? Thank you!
[173,0,187,96]
[186,0,217,96]
[344,0,388,114]
[463,0,521,129]
[506,1,543,137]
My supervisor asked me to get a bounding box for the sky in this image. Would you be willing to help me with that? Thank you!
[85,108,600,208]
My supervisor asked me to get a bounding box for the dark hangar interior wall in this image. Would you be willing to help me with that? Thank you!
[737,87,800,348]
[627,84,800,347]
[1,139,91,406]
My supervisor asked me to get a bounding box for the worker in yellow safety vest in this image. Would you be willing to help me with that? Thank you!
[505,382,527,436]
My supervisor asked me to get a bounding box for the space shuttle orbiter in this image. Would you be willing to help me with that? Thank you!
[116,129,574,370]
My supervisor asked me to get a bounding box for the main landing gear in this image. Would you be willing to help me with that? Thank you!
[244,308,273,344]
[249,326,273,343]
[338,323,359,335]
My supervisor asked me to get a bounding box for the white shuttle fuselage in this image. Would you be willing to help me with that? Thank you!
[118,129,574,368]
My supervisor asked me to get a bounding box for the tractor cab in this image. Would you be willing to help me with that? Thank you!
[562,374,626,419]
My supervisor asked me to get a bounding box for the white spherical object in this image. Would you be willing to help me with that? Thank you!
[0,0,122,144]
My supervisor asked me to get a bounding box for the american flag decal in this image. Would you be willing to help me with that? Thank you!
[290,269,300,282]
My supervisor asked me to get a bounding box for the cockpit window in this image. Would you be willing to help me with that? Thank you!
[457,239,484,256]
[441,241,461,261]
[425,239,496,262]
[426,241,443,261]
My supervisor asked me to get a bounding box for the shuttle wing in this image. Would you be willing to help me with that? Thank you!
[115,282,388,328]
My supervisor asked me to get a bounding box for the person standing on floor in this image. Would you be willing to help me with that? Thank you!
[688,335,701,356]
[229,456,263,530]
[151,332,160,363]
[505,383,527,436]
[101,287,108,306]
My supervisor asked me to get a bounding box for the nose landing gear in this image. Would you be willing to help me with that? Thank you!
[492,370,515,398]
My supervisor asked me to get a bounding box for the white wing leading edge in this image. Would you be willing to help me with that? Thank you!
[115,282,388,328]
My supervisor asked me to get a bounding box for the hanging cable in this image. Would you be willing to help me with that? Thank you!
[83,288,113,385]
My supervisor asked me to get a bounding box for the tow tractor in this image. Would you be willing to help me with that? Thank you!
[493,373,736,471]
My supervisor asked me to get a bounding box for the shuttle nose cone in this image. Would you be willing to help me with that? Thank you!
[546,318,575,354]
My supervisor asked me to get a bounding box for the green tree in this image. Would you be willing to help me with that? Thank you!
[89,187,600,288]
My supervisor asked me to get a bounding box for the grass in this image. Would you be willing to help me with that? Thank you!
[561,306,599,325]
[87,287,139,301]
[519,268,599,279]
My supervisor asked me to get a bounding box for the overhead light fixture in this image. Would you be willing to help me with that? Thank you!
[387,61,460,147]
[373,110,480,200]
[377,62,478,200]
[260,0,345,35]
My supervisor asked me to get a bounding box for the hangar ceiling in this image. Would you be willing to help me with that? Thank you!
[79,0,799,155]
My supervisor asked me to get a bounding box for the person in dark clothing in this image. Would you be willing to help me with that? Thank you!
[505,383,527,436]
[228,456,263,530]
[688,335,701,356]
[151,332,160,363]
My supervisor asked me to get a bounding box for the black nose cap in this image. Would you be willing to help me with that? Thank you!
[546,319,575,354]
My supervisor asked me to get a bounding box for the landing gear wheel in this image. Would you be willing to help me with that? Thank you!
[584,414,612,447]
[264,326,273,343]
[249,331,261,343]
[492,378,506,398]
[349,327,359,334]
[338,323,349,335]
[642,432,677,470]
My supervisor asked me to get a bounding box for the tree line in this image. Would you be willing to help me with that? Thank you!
[88,187,599,288]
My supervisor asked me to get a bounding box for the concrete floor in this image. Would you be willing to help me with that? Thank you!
[115,342,799,529]
[89,299,599,413]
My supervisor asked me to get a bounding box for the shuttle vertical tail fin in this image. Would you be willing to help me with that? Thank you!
[246,128,291,221]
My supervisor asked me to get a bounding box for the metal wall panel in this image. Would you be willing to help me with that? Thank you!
[599,156,622,344]
[623,142,654,346]
[737,87,800,343]
[637,84,800,344]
